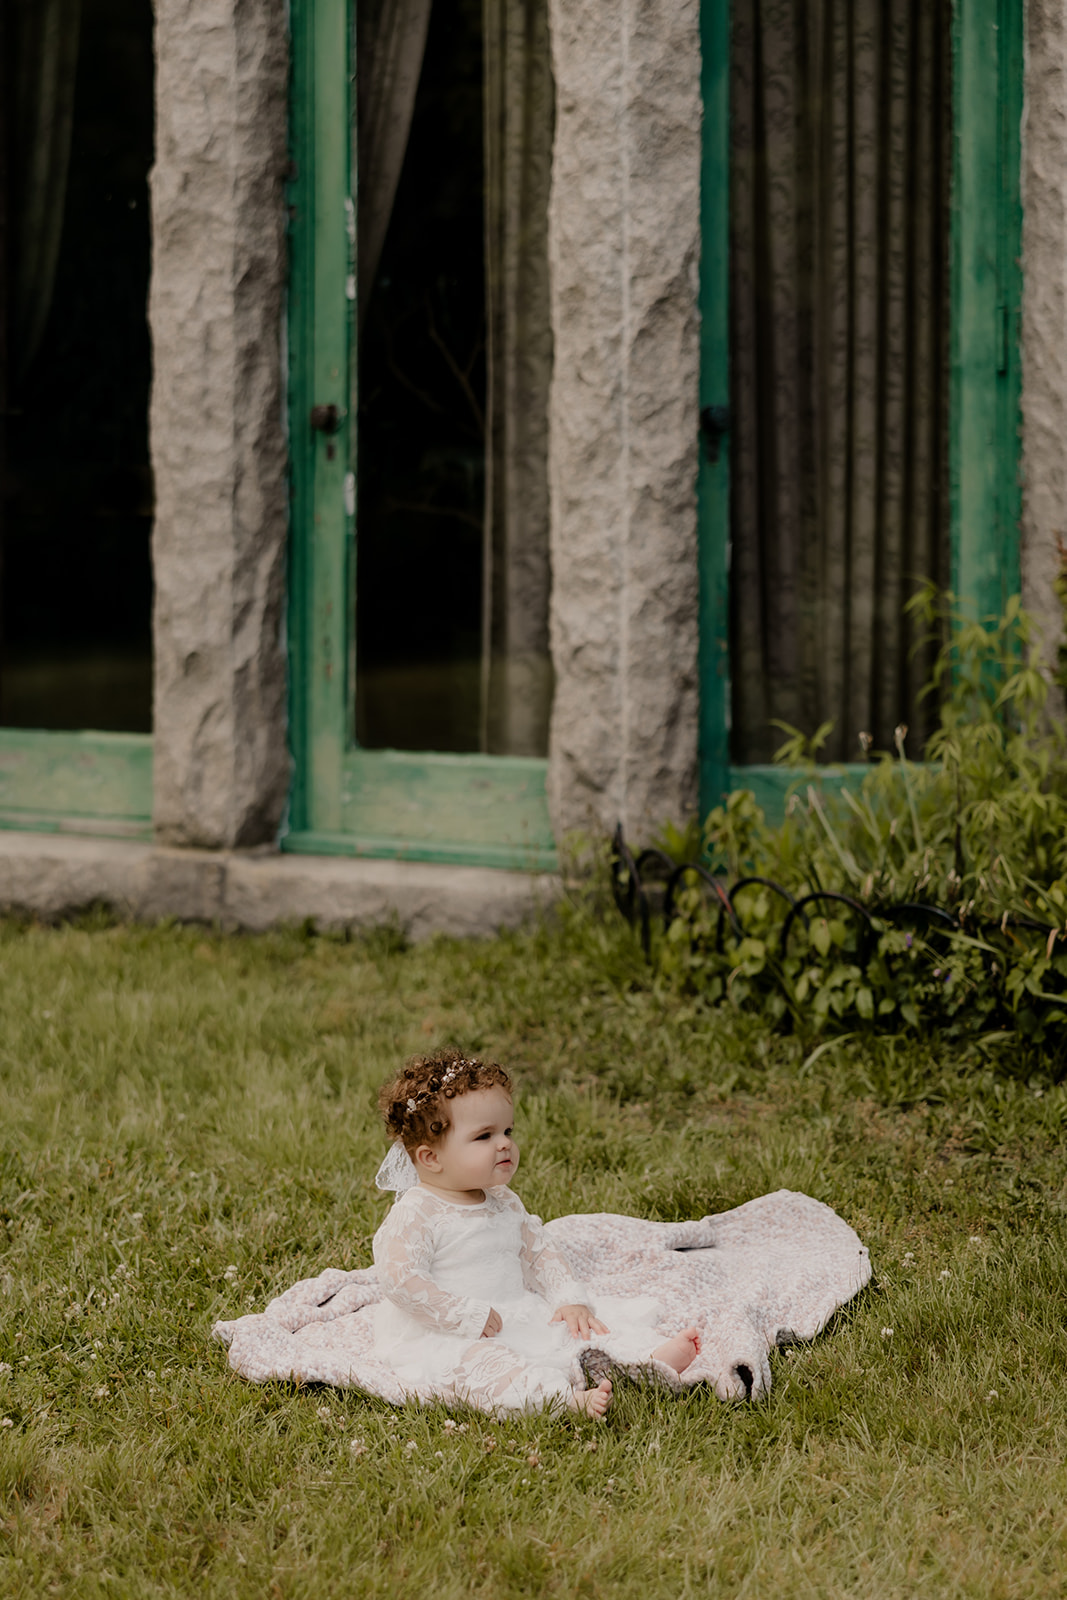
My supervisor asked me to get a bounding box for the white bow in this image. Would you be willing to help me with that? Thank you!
[375,1139,419,1194]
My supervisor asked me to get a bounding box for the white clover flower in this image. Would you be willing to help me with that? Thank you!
[442,1418,457,1433]
[969,1236,983,1245]
[939,1270,951,1281]
[349,1439,367,1458]
[93,1384,110,1400]
[1,1417,13,1427]
[434,1450,444,1460]
[943,1179,954,1189]
[404,1439,418,1453]
[903,1251,915,1263]
[130,1213,143,1222]
[584,1439,598,1452]
[0,1362,12,1375]
[317,1405,333,1422]
[881,1327,894,1339]
[986,1390,999,1400]
[224,1265,239,1282]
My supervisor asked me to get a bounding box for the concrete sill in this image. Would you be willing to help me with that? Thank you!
[0,831,560,941]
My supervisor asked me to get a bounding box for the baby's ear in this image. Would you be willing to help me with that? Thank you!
[414,1143,440,1171]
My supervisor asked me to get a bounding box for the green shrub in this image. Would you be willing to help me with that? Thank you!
[651,588,1067,1053]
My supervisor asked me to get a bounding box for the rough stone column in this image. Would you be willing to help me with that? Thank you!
[545,0,702,843]
[1022,0,1067,678]
[150,0,290,848]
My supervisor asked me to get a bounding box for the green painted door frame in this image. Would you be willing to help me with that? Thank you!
[698,0,1024,820]
[951,0,1023,621]
[0,730,152,838]
[285,0,557,872]
[697,0,732,827]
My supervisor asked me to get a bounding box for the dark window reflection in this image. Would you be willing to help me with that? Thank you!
[1,0,154,733]
[355,0,486,753]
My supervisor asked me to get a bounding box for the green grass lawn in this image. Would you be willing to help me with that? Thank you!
[1,905,1066,1598]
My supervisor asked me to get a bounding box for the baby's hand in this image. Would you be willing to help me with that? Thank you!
[551,1304,609,1340]
[481,1308,502,1338]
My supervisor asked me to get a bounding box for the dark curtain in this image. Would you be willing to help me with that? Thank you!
[480,0,554,755]
[729,0,951,764]
[7,0,82,381]
[356,0,434,328]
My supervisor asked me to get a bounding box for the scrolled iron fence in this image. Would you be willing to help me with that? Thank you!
[610,824,1066,1009]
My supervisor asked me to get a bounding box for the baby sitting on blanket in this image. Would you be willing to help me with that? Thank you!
[371,1049,700,1418]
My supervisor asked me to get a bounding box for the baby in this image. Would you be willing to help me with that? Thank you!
[371,1049,700,1417]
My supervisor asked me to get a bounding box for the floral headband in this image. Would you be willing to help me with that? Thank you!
[404,1060,464,1114]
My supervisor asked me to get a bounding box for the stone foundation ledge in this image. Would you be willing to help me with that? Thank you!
[0,832,560,942]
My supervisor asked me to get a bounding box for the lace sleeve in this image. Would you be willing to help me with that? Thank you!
[373,1197,491,1340]
[510,1193,589,1310]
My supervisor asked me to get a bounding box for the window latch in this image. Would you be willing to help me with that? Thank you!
[310,404,340,435]
[700,404,730,463]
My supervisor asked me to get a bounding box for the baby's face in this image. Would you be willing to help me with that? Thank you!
[423,1085,519,1196]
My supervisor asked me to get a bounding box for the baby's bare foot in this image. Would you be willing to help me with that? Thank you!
[569,1378,612,1418]
[651,1327,701,1375]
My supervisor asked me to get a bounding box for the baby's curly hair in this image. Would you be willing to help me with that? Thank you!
[378,1048,512,1151]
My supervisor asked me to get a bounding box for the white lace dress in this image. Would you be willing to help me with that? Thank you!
[372,1185,664,1413]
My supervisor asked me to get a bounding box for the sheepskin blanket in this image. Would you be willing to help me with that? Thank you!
[213,1189,870,1403]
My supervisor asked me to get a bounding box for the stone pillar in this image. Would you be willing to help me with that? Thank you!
[149,0,290,848]
[1022,0,1067,677]
[546,0,702,843]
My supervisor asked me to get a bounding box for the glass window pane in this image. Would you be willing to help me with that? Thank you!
[1,0,154,734]
[729,0,951,764]
[354,0,553,757]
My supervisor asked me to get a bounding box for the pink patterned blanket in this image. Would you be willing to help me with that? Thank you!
[212,1190,870,1401]
[213,1189,871,1404]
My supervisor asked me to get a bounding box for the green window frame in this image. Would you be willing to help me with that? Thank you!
[0,0,1022,854]
[697,0,1024,820]
[285,0,556,873]
[0,730,152,839]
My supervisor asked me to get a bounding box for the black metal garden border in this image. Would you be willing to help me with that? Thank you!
[610,824,1061,966]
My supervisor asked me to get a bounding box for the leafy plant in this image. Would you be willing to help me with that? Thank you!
[649,588,1067,1054]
